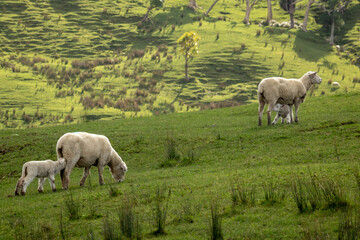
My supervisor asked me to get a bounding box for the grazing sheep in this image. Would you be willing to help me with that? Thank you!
[272,103,292,124]
[56,132,127,190]
[332,82,341,87]
[258,71,322,126]
[14,158,66,196]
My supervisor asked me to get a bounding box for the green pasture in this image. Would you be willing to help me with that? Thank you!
[0,92,360,239]
[0,0,359,128]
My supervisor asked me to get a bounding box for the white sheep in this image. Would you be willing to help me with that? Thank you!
[14,158,66,196]
[56,132,127,190]
[258,71,322,126]
[272,103,292,124]
[332,82,341,87]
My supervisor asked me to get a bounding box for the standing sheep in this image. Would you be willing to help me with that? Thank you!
[272,103,292,124]
[56,132,127,190]
[258,71,322,126]
[15,158,66,196]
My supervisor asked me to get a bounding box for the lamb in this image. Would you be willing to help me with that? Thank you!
[14,158,66,196]
[56,132,127,190]
[272,103,292,124]
[258,71,322,126]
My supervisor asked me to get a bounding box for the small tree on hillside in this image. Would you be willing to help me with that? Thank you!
[267,0,273,23]
[205,0,220,16]
[317,0,352,45]
[177,31,200,81]
[279,0,301,28]
[142,0,164,22]
[302,0,315,31]
[188,0,199,10]
[243,0,259,25]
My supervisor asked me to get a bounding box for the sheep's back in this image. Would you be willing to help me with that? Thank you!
[259,77,306,104]
[57,132,112,167]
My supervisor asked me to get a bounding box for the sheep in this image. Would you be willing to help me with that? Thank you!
[258,71,322,126]
[56,132,127,190]
[272,103,292,124]
[332,82,341,87]
[14,158,66,196]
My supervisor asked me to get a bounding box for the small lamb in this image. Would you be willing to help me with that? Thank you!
[272,103,292,124]
[15,158,66,196]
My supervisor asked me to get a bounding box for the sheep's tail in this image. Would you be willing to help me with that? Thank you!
[56,145,66,181]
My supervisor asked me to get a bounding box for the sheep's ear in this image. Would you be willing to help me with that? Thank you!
[310,71,317,77]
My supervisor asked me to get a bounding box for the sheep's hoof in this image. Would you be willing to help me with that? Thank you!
[52,189,57,192]
[21,191,26,196]
[38,189,44,193]
[14,192,19,196]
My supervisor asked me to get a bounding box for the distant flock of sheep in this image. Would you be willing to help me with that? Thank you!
[14,71,322,195]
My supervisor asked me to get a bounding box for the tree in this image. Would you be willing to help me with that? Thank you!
[267,0,273,22]
[177,31,200,81]
[302,0,315,32]
[243,0,259,25]
[188,0,199,10]
[279,0,301,28]
[142,0,164,22]
[205,0,220,16]
[318,0,352,45]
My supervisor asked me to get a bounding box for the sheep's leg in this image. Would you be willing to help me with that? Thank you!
[272,113,280,125]
[80,167,91,187]
[21,175,35,195]
[62,161,76,190]
[97,165,105,185]
[15,178,24,196]
[288,104,294,123]
[38,178,45,193]
[267,103,276,126]
[258,101,265,126]
[48,175,56,192]
[294,103,300,123]
[281,117,285,124]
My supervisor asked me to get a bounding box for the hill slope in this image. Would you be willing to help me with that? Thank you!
[0,0,359,128]
[0,92,360,239]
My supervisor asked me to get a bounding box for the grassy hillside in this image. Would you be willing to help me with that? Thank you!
[0,0,359,128]
[0,92,360,239]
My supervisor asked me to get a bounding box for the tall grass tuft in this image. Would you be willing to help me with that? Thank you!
[152,185,171,236]
[109,183,122,197]
[291,177,309,213]
[63,191,81,220]
[160,136,180,167]
[338,209,360,239]
[320,178,348,210]
[119,195,142,239]
[262,179,286,206]
[103,214,120,240]
[231,179,256,207]
[209,201,224,240]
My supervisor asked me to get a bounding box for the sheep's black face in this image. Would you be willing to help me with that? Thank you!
[110,164,127,183]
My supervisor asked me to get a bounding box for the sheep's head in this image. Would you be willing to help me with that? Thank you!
[110,161,127,183]
[308,71,322,84]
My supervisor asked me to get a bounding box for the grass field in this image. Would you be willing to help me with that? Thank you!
[0,0,359,128]
[1,91,360,239]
